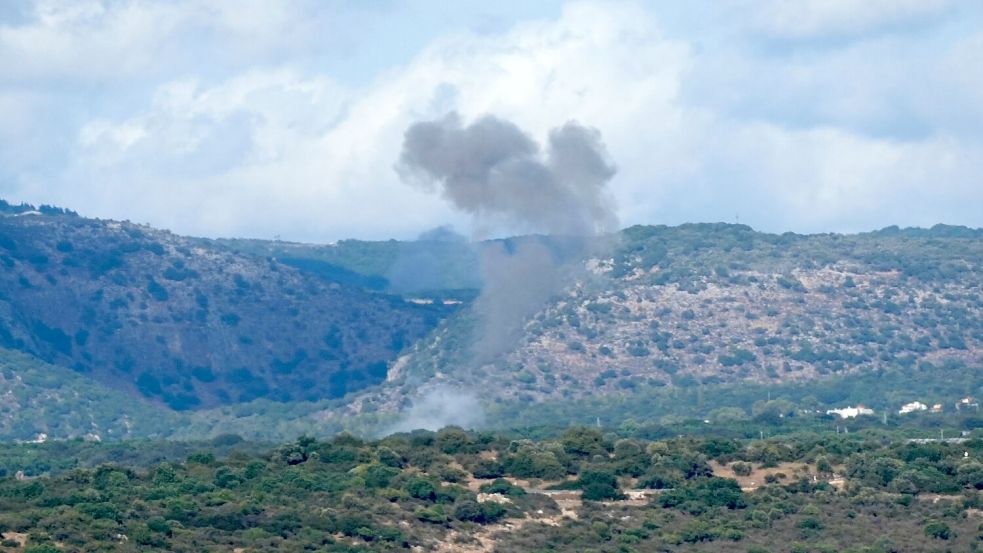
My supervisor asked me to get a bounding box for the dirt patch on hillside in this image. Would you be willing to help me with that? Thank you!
[0,532,28,548]
[711,461,822,491]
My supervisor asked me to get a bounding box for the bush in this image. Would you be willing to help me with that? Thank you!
[506,448,567,480]
[579,469,624,501]
[25,546,62,553]
[659,478,746,510]
[560,427,608,457]
[638,470,680,490]
[472,459,504,479]
[435,427,471,454]
[478,478,526,497]
[797,517,823,530]
[453,500,506,523]
[924,521,951,540]
[362,464,399,488]
[415,505,447,524]
[404,477,437,501]
[146,278,168,301]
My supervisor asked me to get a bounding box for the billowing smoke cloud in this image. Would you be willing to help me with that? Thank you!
[396,112,617,236]
[393,112,619,429]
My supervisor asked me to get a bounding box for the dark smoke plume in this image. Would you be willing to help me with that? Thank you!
[397,112,617,237]
[393,113,618,428]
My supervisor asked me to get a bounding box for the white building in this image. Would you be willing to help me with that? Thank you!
[826,406,874,419]
[956,397,979,410]
[899,401,928,415]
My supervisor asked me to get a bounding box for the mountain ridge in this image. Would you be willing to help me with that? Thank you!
[0,200,980,441]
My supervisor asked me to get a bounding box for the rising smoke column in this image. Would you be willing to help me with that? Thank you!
[395,112,618,421]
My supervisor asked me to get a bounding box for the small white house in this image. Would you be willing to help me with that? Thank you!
[956,397,980,410]
[826,406,874,419]
[899,401,928,415]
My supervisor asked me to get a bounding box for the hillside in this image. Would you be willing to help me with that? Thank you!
[0,347,180,441]
[1,200,980,439]
[384,224,982,410]
[0,204,446,410]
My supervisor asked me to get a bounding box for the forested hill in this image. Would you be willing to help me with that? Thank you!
[0,204,446,411]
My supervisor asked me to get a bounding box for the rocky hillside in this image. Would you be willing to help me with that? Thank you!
[0,203,446,410]
[390,224,982,407]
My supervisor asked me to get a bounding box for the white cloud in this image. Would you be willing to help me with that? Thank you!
[0,0,186,80]
[53,2,698,239]
[0,0,331,82]
[745,0,955,39]
[2,0,982,240]
[709,123,981,231]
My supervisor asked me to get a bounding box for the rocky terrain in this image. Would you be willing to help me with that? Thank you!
[389,224,982,408]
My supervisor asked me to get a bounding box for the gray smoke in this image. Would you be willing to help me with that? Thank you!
[396,112,617,236]
[393,113,619,428]
[385,385,485,433]
[386,225,476,294]
[471,238,564,359]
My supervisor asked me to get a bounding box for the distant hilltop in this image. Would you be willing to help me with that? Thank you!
[0,199,78,218]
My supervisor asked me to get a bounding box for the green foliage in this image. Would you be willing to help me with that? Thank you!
[719,348,756,367]
[578,469,624,501]
[404,477,437,500]
[435,426,471,454]
[560,427,609,457]
[924,520,952,540]
[453,500,506,523]
[0,429,980,551]
[478,478,526,497]
[24,546,62,553]
[506,446,567,480]
[0,347,182,440]
[659,477,747,511]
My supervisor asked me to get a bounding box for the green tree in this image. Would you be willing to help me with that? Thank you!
[435,427,471,454]
[579,469,625,501]
[507,447,567,480]
[404,477,437,501]
[560,427,608,458]
[731,462,752,477]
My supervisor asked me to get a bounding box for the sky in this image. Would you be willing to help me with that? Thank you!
[1,0,981,241]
